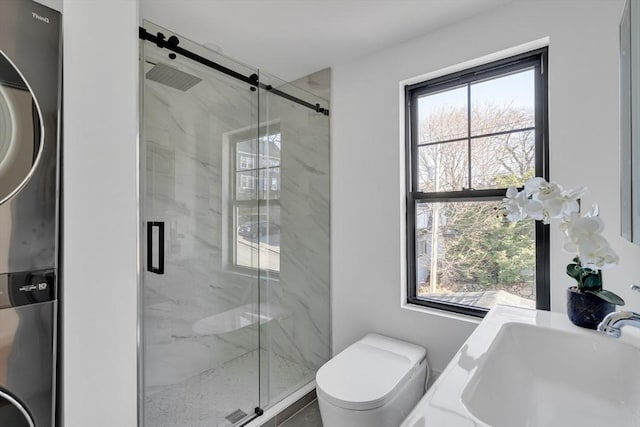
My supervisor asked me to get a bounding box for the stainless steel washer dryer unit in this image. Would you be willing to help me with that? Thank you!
[0,1,61,426]
[0,0,61,274]
[0,270,56,427]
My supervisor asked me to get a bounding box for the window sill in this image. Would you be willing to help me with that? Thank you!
[401,301,483,325]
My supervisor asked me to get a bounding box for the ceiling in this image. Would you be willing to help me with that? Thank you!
[140,0,512,82]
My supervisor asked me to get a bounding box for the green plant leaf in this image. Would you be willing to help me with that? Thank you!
[587,289,626,306]
[566,264,582,281]
[581,273,602,292]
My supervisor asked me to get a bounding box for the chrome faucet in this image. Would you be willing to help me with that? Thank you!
[598,311,640,337]
[597,285,640,338]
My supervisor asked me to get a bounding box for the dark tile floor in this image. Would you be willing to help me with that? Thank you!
[279,400,323,427]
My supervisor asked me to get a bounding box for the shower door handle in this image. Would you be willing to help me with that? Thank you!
[147,221,165,274]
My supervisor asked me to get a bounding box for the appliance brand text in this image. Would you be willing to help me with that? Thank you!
[32,12,50,23]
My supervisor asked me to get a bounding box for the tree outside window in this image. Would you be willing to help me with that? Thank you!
[406,49,549,317]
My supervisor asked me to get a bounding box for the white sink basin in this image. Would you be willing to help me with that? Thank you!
[401,305,640,427]
[462,322,640,427]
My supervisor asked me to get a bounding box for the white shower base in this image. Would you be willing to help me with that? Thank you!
[144,350,313,427]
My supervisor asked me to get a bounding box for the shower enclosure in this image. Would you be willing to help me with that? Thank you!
[139,21,330,427]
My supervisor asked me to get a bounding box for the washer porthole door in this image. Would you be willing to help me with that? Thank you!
[0,388,35,427]
[0,51,43,205]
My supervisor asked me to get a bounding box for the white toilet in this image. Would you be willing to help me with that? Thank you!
[316,333,428,427]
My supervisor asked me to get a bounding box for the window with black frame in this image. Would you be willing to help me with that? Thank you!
[230,127,281,274]
[405,49,550,317]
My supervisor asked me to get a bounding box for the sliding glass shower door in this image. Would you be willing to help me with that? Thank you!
[140,21,331,427]
[256,71,331,408]
[141,21,261,426]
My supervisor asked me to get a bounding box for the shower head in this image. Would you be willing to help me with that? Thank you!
[145,62,203,91]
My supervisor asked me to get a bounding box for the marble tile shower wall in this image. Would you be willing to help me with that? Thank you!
[144,66,259,389]
[143,57,330,396]
[259,92,331,374]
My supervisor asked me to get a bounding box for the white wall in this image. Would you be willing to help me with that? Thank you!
[332,0,640,373]
[55,0,640,421]
[62,1,139,426]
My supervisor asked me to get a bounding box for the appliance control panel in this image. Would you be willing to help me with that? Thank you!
[0,270,56,309]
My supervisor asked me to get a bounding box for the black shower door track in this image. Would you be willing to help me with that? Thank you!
[139,27,330,116]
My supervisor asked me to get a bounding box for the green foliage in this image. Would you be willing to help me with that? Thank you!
[581,272,602,292]
[565,257,625,306]
[566,262,582,283]
[437,171,538,288]
[587,289,626,306]
[439,201,535,288]
[419,103,538,290]
[494,169,536,188]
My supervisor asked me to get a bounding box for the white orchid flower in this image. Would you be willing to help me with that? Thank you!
[515,177,586,223]
[503,186,528,221]
[561,210,618,270]
[566,186,588,204]
[557,186,586,217]
[525,199,545,222]
[524,177,546,196]
[505,186,519,199]
[586,203,599,217]
[542,196,565,221]
[504,177,619,271]
[565,214,604,239]
[578,237,619,270]
[533,181,564,202]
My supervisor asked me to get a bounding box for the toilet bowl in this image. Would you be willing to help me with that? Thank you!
[316,333,427,427]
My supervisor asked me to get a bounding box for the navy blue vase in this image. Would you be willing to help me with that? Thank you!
[566,286,615,329]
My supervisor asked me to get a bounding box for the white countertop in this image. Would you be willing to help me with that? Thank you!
[400,305,640,427]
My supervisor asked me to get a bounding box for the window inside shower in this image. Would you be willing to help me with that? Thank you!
[140,21,330,427]
[229,127,281,274]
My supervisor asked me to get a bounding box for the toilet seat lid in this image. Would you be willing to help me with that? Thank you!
[316,333,426,411]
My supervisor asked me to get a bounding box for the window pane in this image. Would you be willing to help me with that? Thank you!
[258,204,280,272]
[236,134,281,171]
[236,139,256,171]
[418,85,467,144]
[258,167,280,199]
[470,69,535,136]
[418,141,468,192]
[470,130,535,189]
[415,200,535,310]
[235,205,280,271]
[258,133,281,168]
[235,205,259,269]
[236,171,257,200]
